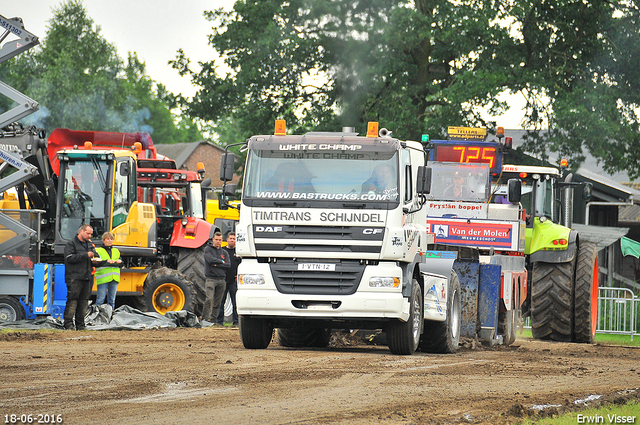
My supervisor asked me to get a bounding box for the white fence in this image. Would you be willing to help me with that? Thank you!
[597,287,639,341]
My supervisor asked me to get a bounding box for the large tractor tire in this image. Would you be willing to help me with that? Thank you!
[143,271,195,315]
[573,242,599,343]
[178,246,206,317]
[277,326,332,348]
[530,261,574,341]
[239,315,274,349]
[387,279,423,355]
[0,296,26,322]
[419,272,461,353]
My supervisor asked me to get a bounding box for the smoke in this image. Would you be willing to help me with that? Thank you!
[20,105,51,129]
[53,94,154,135]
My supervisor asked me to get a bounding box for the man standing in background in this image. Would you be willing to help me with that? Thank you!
[203,231,230,323]
[217,231,241,326]
[63,224,96,330]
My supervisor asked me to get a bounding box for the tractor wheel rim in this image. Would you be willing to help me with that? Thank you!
[0,305,16,321]
[152,283,186,313]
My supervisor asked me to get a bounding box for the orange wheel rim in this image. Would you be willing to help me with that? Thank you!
[152,283,186,314]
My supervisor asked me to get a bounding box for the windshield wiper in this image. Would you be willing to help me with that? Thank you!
[274,201,297,207]
[90,157,108,194]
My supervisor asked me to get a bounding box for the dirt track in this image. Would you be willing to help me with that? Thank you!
[1,328,639,424]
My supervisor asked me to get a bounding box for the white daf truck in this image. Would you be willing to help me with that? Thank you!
[220,121,464,355]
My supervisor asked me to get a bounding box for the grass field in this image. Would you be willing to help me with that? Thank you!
[517,328,640,347]
[519,400,640,425]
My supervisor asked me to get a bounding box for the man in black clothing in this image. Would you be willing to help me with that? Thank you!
[217,231,241,326]
[202,231,230,323]
[63,224,96,330]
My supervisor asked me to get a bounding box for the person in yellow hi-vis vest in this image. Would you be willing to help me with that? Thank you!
[93,232,124,310]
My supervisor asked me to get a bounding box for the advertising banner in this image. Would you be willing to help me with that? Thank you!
[427,217,522,251]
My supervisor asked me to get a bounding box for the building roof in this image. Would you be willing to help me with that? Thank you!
[495,129,640,204]
[498,129,637,185]
[154,141,225,169]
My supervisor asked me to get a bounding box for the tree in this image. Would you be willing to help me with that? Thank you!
[0,0,201,144]
[178,0,640,178]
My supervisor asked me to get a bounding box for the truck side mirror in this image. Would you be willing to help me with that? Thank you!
[507,179,521,204]
[220,153,235,182]
[416,166,432,195]
[120,162,131,176]
[223,183,237,196]
[201,178,212,189]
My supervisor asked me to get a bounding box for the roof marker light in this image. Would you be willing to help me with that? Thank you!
[275,120,286,136]
[366,122,379,138]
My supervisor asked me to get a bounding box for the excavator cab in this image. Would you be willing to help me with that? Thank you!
[54,148,158,256]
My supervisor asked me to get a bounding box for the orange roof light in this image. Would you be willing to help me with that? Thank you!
[497,127,505,137]
[197,162,205,173]
[275,120,286,136]
[84,141,93,150]
[366,122,379,138]
[560,158,568,167]
[132,142,143,155]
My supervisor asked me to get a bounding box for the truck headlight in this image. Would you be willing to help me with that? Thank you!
[239,274,265,286]
[369,277,400,288]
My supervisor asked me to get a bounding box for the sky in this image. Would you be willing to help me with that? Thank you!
[1,0,233,98]
[0,0,526,128]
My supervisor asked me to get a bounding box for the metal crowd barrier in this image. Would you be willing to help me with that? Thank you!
[521,287,639,341]
[596,287,638,341]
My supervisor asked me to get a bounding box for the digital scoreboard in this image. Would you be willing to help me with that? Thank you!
[428,127,503,175]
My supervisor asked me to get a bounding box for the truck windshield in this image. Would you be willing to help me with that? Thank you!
[60,159,110,240]
[243,149,399,203]
[492,172,555,221]
[426,162,490,202]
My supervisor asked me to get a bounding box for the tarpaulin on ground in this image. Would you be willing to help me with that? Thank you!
[0,305,212,330]
[620,236,640,258]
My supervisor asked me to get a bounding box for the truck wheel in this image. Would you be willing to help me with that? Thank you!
[498,309,517,346]
[387,279,423,355]
[277,327,331,348]
[239,315,273,349]
[178,246,206,317]
[0,296,26,322]
[144,273,195,314]
[530,261,573,341]
[573,242,599,343]
[419,272,461,353]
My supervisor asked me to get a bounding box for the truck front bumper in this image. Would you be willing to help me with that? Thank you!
[236,259,410,322]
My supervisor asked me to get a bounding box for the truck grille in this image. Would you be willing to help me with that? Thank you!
[270,259,365,295]
[253,225,384,254]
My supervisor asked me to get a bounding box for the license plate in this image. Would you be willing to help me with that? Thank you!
[298,263,335,271]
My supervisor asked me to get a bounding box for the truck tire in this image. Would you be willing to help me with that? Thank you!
[144,272,195,314]
[178,246,206,317]
[277,327,331,348]
[419,272,461,353]
[573,242,599,343]
[498,309,517,346]
[0,296,26,322]
[530,261,574,341]
[239,315,273,349]
[387,279,423,355]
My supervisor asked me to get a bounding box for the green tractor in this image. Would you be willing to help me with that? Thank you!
[494,164,599,343]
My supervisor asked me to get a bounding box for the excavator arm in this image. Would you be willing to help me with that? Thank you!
[0,15,40,128]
